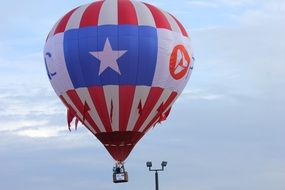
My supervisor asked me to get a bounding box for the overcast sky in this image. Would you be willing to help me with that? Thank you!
[0,0,285,190]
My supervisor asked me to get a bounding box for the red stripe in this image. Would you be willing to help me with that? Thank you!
[60,95,86,129]
[80,1,104,27]
[143,3,172,30]
[119,86,136,131]
[66,90,101,133]
[133,87,164,131]
[59,95,80,120]
[142,92,178,133]
[118,0,138,25]
[170,14,189,37]
[88,86,113,132]
[54,8,78,35]
[60,95,99,136]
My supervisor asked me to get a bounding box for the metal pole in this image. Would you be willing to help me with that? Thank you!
[155,170,159,190]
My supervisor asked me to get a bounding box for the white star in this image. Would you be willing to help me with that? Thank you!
[89,38,127,75]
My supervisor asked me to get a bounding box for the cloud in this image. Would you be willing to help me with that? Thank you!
[189,22,285,102]
[219,0,256,6]
[181,89,225,101]
[185,0,255,8]
[0,85,62,117]
[0,119,49,132]
[0,51,48,85]
[234,1,285,26]
[185,0,258,8]
[186,1,218,8]
[0,83,68,139]
[15,127,64,138]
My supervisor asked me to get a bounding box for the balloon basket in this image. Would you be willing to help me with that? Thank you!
[113,171,128,183]
[113,162,128,183]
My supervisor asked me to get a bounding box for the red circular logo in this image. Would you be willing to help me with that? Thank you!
[169,45,191,80]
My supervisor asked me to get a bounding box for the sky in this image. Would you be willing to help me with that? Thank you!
[0,0,285,190]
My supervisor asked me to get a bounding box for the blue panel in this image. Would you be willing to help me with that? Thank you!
[98,25,120,86]
[137,26,158,85]
[63,25,158,88]
[78,27,100,86]
[117,25,139,85]
[63,29,86,88]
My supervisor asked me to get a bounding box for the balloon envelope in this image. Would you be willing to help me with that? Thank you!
[44,0,194,161]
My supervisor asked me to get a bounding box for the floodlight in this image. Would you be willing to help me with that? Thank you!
[146,161,152,168]
[161,161,167,167]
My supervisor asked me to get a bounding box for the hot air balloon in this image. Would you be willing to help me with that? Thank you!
[44,0,194,183]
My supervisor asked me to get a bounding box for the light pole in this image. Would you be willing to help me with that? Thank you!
[146,161,167,190]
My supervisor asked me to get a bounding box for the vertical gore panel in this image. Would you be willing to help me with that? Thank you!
[170,14,189,37]
[54,8,78,35]
[133,87,164,131]
[119,86,136,131]
[88,86,113,132]
[80,1,104,27]
[118,0,138,25]
[66,90,101,133]
[142,92,177,133]
[143,3,172,30]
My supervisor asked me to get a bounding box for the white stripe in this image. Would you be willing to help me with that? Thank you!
[126,86,151,131]
[44,33,74,96]
[131,1,156,27]
[98,0,118,25]
[138,89,172,132]
[152,29,192,93]
[76,88,106,133]
[62,93,97,134]
[103,85,119,132]
[162,11,181,34]
[65,3,90,31]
